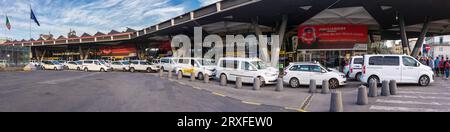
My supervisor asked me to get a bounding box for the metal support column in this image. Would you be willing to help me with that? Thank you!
[411,16,430,57]
[399,14,410,55]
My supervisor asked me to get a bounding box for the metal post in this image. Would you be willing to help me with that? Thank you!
[411,16,430,57]
[399,13,410,55]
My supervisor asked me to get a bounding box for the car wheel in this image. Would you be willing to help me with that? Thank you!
[77,67,80,71]
[123,68,127,72]
[329,78,339,89]
[419,75,430,86]
[147,67,152,73]
[84,68,89,72]
[100,68,105,72]
[259,77,266,87]
[54,67,57,71]
[368,76,379,85]
[130,67,135,73]
[355,73,362,81]
[290,78,300,88]
[161,67,165,71]
[198,73,204,80]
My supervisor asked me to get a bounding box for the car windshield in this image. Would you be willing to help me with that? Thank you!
[75,61,82,65]
[52,61,61,65]
[199,59,215,66]
[251,61,267,70]
[100,61,106,65]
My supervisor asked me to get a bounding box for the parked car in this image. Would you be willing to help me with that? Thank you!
[57,60,68,69]
[111,61,130,71]
[41,60,64,70]
[129,60,159,73]
[215,57,279,86]
[0,60,8,68]
[347,56,364,81]
[361,54,434,86]
[66,61,82,70]
[80,60,111,72]
[159,57,177,71]
[173,58,216,80]
[29,60,41,67]
[283,62,347,89]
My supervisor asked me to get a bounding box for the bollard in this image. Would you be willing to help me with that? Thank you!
[236,77,243,89]
[168,69,173,79]
[330,91,344,112]
[390,80,398,95]
[357,86,369,105]
[177,71,183,80]
[253,78,261,90]
[321,80,330,94]
[220,74,227,86]
[368,81,378,97]
[190,72,196,81]
[275,78,284,92]
[204,74,210,83]
[159,69,164,78]
[381,80,390,96]
[309,79,317,93]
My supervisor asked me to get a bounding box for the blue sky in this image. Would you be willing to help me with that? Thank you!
[0,0,219,40]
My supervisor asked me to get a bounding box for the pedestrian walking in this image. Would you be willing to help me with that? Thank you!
[445,58,450,80]
[435,57,441,77]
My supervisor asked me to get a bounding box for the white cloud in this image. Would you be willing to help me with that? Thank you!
[0,0,196,40]
[198,0,219,6]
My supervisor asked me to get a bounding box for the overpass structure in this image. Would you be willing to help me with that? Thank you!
[1,0,449,61]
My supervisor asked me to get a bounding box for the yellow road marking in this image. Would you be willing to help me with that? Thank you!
[192,87,202,90]
[284,107,308,112]
[242,101,261,106]
[212,92,226,97]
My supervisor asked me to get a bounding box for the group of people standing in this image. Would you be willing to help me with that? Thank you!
[420,57,450,80]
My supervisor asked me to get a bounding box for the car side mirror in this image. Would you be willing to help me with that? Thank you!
[416,63,420,67]
[321,70,327,73]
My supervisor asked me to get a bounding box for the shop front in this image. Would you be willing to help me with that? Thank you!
[98,43,137,61]
[290,24,369,70]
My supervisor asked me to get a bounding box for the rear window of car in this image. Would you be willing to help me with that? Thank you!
[131,61,139,64]
[84,61,93,64]
[369,56,399,66]
[353,58,363,65]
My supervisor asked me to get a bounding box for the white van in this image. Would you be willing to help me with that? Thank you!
[129,60,159,73]
[66,61,82,70]
[347,56,364,81]
[159,57,177,71]
[215,58,279,86]
[283,62,347,89]
[362,55,434,86]
[41,60,64,70]
[174,58,216,80]
[81,60,111,72]
[111,61,130,71]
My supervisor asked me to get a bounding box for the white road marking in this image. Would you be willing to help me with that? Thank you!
[398,91,450,96]
[39,73,100,85]
[376,99,450,106]
[391,95,450,100]
[370,105,450,112]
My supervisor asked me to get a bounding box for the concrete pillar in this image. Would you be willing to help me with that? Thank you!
[321,80,330,94]
[330,91,344,112]
[275,78,283,92]
[236,77,243,89]
[381,80,390,96]
[168,68,173,79]
[368,81,378,97]
[309,79,317,93]
[220,74,227,86]
[204,74,210,83]
[253,78,261,91]
[159,68,164,78]
[190,72,196,81]
[177,71,183,80]
[390,80,398,95]
[357,86,369,105]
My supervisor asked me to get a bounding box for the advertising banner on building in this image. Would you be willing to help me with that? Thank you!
[100,44,137,56]
[297,24,368,50]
